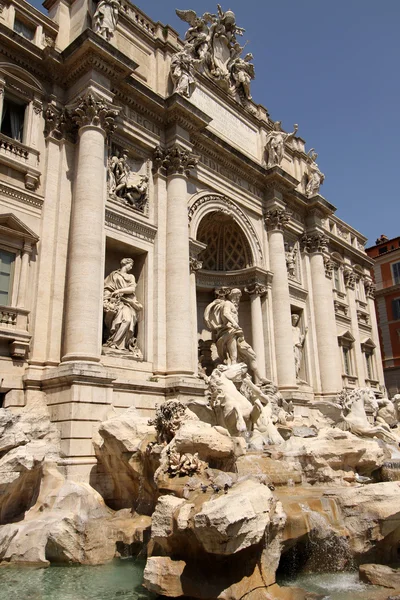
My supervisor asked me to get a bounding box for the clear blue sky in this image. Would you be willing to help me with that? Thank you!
[31,0,400,246]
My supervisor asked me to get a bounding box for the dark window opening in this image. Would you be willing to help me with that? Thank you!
[0,97,26,142]
[378,246,388,254]
[14,18,35,41]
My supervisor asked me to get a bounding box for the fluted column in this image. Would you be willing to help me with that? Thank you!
[265,208,297,388]
[16,243,31,308]
[190,256,202,376]
[344,268,365,386]
[62,93,119,363]
[302,233,342,393]
[154,145,198,374]
[245,283,268,380]
[365,279,385,384]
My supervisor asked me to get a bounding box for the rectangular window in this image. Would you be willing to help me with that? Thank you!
[13,18,35,41]
[365,352,373,380]
[392,262,400,285]
[342,347,350,375]
[1,96,26,142]
[0,249,15,306]
[333,267,341,291]
[392,299,400,321]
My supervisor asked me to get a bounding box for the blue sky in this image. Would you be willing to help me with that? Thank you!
[31,0,400,246]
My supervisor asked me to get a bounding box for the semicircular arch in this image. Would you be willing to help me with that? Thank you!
[0,63,45,94]
[188,193,263,266]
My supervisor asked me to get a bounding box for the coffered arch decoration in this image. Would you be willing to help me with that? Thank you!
[188,193,263,267]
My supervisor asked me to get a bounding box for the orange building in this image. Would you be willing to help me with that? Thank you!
[366,235,400,395]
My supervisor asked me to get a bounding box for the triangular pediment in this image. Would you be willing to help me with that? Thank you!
[0,213,39,242]
[338,330,355,344]
[361,337,376,350]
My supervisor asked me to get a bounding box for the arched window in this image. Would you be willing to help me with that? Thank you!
[197,211,252,271]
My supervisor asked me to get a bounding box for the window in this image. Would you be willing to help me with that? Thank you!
[392,298,400,321]
[365,352,373,380]
[13,18,35,41]
[333,266,341,291]
[378,246,388,255]
[342,347,351,376]
[338,331,355,377]
[0,96,26,142]
[361,338,376,382]
[0,249,15,306]
[392,262,400,285]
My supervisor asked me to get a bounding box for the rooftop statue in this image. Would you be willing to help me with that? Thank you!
[305,148,325,197]
[265,121,298,167]
[204,288,267,384]
[174,5,254,106]
[92,0,120,41]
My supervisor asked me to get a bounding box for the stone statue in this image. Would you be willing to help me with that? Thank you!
[229,52,255,102]
[305,149,325,197]
[208,362,263,437]
[285,244,298,279]
[204,288,266,384]
[174,5,252,106]
[170,50,196,98]
[92,0,120,41]
[337,388,399,444]
[108,150,149,210]
[265,121,298,167]
[103,258,143,357]
[291,314,307,380]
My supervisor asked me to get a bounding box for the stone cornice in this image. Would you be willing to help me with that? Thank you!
[0,181,43,210]
[196,266,273,291]
[165,93,212,133]
[105,209,157,243]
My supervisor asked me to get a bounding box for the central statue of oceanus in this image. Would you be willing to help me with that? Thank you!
[204,288,266,384]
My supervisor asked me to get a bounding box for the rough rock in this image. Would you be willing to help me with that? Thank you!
[281,427,389,484]
[359,563,400,588]
[193,479,283,555]
[93,406,157,513]
[144,557,186,597]
[324,482,400,561]
[151,495,186,539]
[171,420,240,466]
[236,454,302,486]
[0,463,152,566]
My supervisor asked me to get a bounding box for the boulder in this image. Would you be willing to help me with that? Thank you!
[171,420,240,467]
[359,564,400,588]
[93,406,157,513]
[193,479,283,555]
[143,557,186,597]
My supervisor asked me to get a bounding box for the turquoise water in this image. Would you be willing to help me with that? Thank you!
[0,559,156,600]
[280,572,393,600]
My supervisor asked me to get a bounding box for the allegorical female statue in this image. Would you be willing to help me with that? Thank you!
[103,258,143,357]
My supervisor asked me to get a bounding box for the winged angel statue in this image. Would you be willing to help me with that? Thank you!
[172,5,255,106]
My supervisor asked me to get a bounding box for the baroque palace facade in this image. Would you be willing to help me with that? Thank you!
[0,0,384,479]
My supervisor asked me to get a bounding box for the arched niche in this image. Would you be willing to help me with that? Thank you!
[188,193,263,267]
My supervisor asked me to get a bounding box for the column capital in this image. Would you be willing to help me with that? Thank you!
[323,256,334,279]
[44,102,76,141]
[300,232,328,254]
[153,144,199,177]
[364,279,375,299]
[264,208,291,231]
[343,267,356,290]
[22,242,32,254]
[72,93,119,134]
[189,256,203,273]
[245,283,268,297]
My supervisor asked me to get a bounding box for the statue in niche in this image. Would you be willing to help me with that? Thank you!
[204,288,267,384]
[170,50,196,98]
[174,6,253,107]
[92,0,120,41]
[285,243,298,279]
[305,149,325,197]
[291,313,307,380]
[103,258,143,358]
[265,121,298,167]
[108,150,149,211]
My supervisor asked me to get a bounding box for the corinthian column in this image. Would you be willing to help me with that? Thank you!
[62,93,119,363]
[265,208,297,388]
[245,283,268,380]
[302,233,342,393]
[154,144,198,374]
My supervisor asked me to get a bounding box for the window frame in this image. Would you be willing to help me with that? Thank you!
[391,262,400,286]
[0,246,16,307]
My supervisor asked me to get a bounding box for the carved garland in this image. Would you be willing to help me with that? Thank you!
[188,194,263,262]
